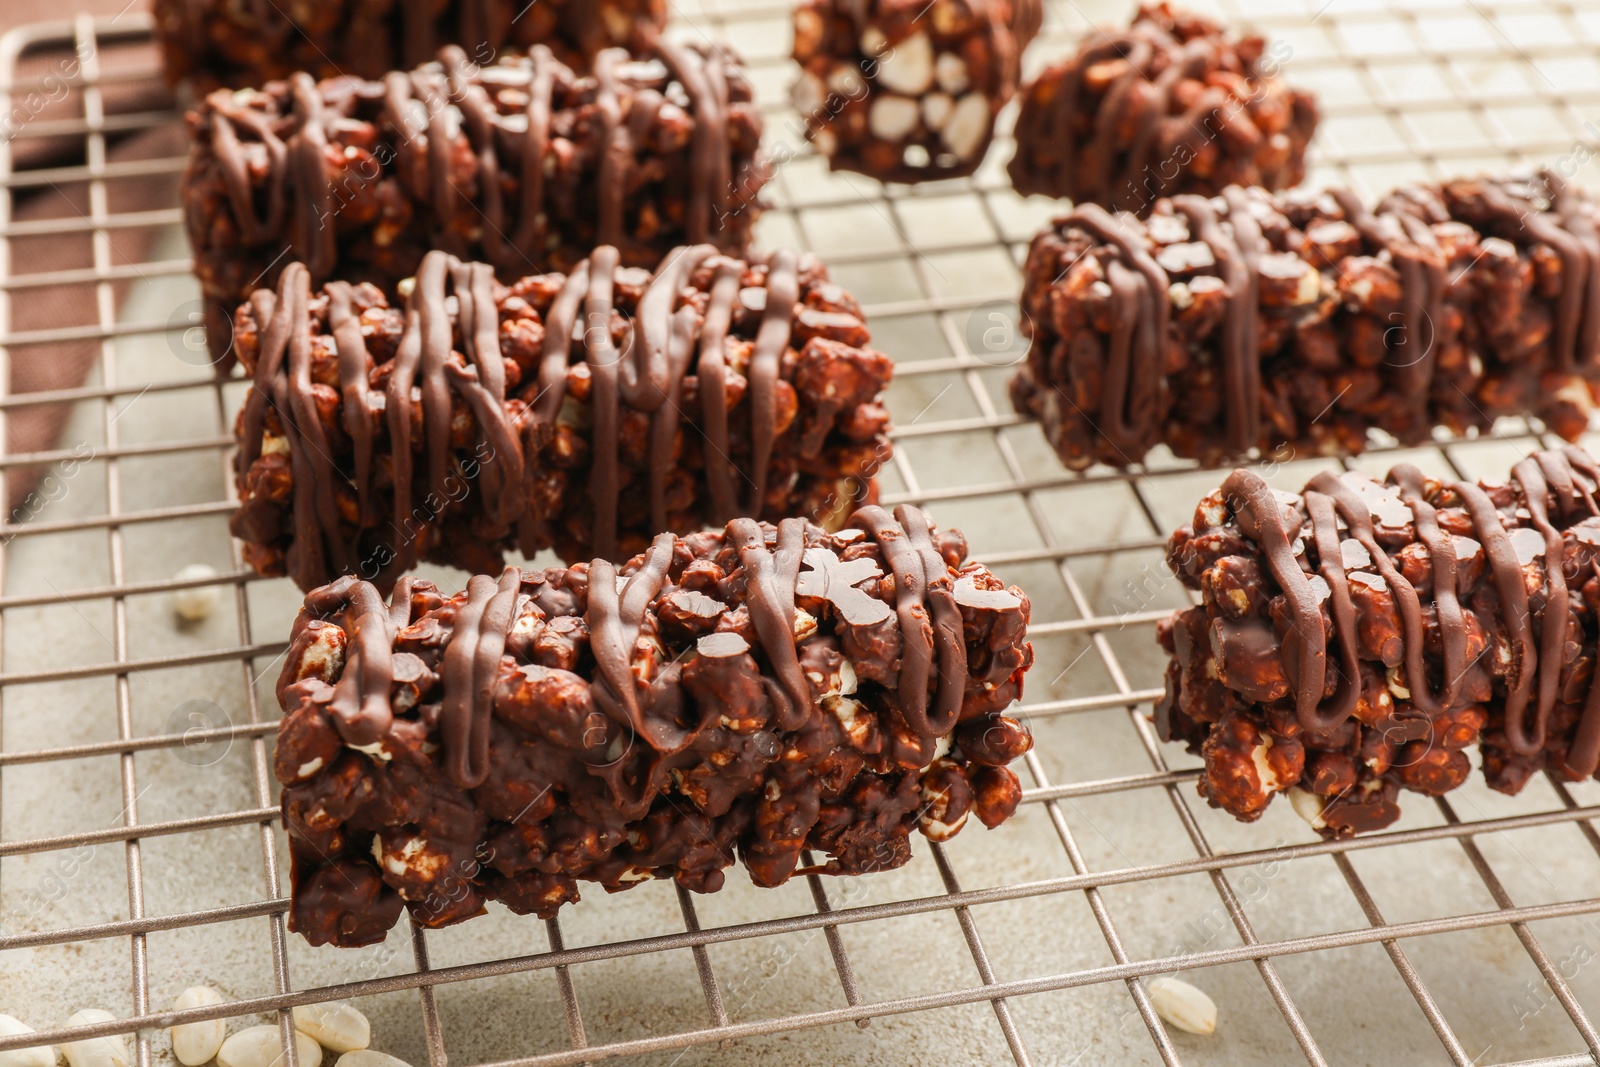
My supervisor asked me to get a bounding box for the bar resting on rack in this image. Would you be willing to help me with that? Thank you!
[1008,2,1317,213]
[1013,171,1600,471]
[1157,446,1600,836]
[791,0,1042,183]
[182,41,766,364]
[274,508,1035,947]
[229,244,895,591]
[152,0,669,90]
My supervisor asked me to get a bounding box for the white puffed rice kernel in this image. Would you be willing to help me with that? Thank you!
[291,1004,370,1055]
[60,1011,128,1067]
[1147,976,1218,1035]
[217,1027,321,1067]
[335,1053,412,1067]
[172,564,221,622]
[0,1014,57,1067]
[169,988,226,1067]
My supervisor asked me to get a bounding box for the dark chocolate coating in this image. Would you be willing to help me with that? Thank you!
[274,510,1036,947]
[230,246,896,591]
[1014,172,1600,471]
[183,42,767,364]
[152,0,668,91]
[1008,2,1317,213]
[1158,447,1600,836]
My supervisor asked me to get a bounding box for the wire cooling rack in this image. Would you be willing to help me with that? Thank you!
[7,0,1600,1065]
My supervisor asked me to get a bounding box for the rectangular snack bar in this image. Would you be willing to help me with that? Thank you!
[1012,171,1600,471]
[273,508,1036,947]
[791,0,1042,183]
[1008,3,1317,212]
[229,245,894,590]
[1157,446,1600,837]
[183,42,766,364]
[151,0,668,90]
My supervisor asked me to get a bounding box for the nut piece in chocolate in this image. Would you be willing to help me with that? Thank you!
[1157,447,1600,837]
[792,0,1042,182]
[274,508,1035,946]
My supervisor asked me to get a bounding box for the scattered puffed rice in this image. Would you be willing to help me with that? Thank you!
[0,1015,57,1067]
[1147,976,1218,1036]
[59,1011,128,1067]
[173,564,221,622]
[169,988,226,1067]
[217,1027,320,1067]
[290,1004,369,1055]
[335,1052,411,1067]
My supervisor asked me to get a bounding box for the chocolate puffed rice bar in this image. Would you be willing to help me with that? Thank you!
[1013,172,1600,471]
[229,245,894,591]
[152,0,668,91]
[183,42,766,365]
[1158,446,1600,836]
[1008,3,1317,212]
[791,0,1041,183]
[274,508,1035,946]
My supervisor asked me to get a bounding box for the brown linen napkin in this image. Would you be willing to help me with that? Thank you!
[2,0,182,513]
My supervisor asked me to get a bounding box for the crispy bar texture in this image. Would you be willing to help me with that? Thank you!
[791,0,1042,183]
[151,0,668,90]
[182,43,766,365]
[229,246,895,591]
[1012,172,1600,472]
[1157,447,1600,837]
[1008,3,1317,212]
[273,508,1035,947]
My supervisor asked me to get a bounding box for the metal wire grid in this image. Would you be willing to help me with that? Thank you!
[3,0,1600,1064]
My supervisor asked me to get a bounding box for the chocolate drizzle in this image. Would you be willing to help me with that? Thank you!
[1219,448,1600,776]
[202,40,743,290]
[236,245,808,591]
[1041,30,1168,208]
[292,510,980,792]
[854,505,969,737]
[524,245,802,562]
[1332,188,1444,430]
[237,263,345,585]
[1063,204,1169,453]
[1010,3,1312,212]
[1042,170,1600,465]
[282,574,422,745]
[1174,188,1263,452]
[275,510,1033,945]
[440,568,523,786]
[727,518,812,731]
[586,532,684,752]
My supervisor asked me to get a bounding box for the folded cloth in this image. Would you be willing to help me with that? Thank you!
[4,2,181,512]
